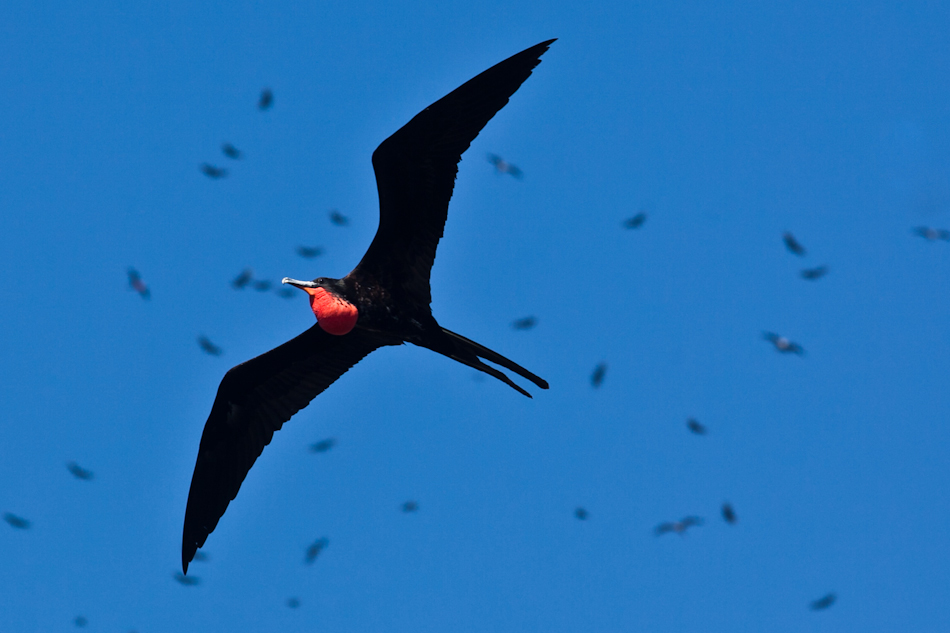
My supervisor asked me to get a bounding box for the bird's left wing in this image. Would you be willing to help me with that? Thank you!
[182,324,392,572]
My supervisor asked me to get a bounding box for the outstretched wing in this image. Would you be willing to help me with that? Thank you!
[354,40,555,306]
[182,324,391,572]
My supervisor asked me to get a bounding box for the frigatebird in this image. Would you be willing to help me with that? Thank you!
[721,502,737,524]
[574,507,589,520]
[590,362,607,388]
[622,212,647,229]
[304,537,329,564]
[328,209,350,226]
[401,501,420,513]
[686,418,706,435]
[181,40,554,572]
[66,461,94,480]
[258,88,273,110]
[231,268,253,289]
[511,316,538,330]
[810,593,836,611]
[197,336,223,357]
[763,331,804,355]
[654,516,703,536]
[296,245,324,259]
[222,143,242,159]
[309,437,337,453]
[3,513,30,529]
[127,268,150,300]
[782,231,806,256]
[200,163,228,179]
[913,226,950,241]
[487,153,523,179]
[800,265,828,280]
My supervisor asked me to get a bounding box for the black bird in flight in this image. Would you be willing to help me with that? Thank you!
[67,461,94,480]
[304,537,329,564]
[221,143,242,159]
[511,316,537,330]
[574,507,589,520]
[590,362,607,388]
[197,336,224,357]
[800,265,828,280]
[401,500,420,513]
[275,286,296,299]
[309,437,337,453]
[654,516,703,536]
[686,418,706,435]
[287,597,301,609]
[622,212,647,229]
[487,153,523,179]
[127,267,150,300]
[73,615,88,628]
[721,502,737,524]
[763,331,804,355]
[258,88,273,110]
[4,513,31,529]
[913,226,950,241]
[810,593,836,611]
[782,231,806,256]
[328,209,350,226]
[231,268,253,289]
[296,245,324,259]
[181,40,554,572]
[200,163,228,179]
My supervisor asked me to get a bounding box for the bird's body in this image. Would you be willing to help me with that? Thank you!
[623,212,646,229]
[511,316,538,330]
[913,226,950,241]
[686,418,706,435]
[197,336,223,357]
[782,231,806,256]
[127,268,150,300]
[800,265,828,280]
[763,331,804,355]
[200,164,228,179]
[655,516,703,536]
[487,153,523,178]
[67,461,94,480]
[721,502,737,524]
[810,593,836,610]
[221,143,242,159]
[182,40,554,572]
[591,362,607,388]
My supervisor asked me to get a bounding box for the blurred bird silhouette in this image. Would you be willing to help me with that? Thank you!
[328,209,349,226]
[591,362,607,388]
[763,331,804,355]
[622,212,647,229]
[800,265,828,280]
[304,537,329,564]
[686,418,706,435]
[287,597,301,609]
[173,572,200,586]
[73,616,88,628]
[296,245,324,259]
[197,336,224,357]
[258,88,273,110]
[252,279,272,292]
[913,226,950,241]
[810,593,836,610]
[127,268,150,300]
[654,516,703,536]
[200,164,228,179]
[782,232,806,256]
[275,287,296,299]
[66,461,94,481]
[231,268,253,289]
[309,438,337,453]
[487,153,523,179]
[221,143,242,159]
[574,507,589,520]
[511,316,537,330]
[401,501,419,513]
[4,513,31,529]
[721,503,737,524]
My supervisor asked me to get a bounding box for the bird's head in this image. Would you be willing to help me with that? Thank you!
[282,277,358,335]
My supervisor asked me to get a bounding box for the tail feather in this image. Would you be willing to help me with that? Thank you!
[439,327,549,393]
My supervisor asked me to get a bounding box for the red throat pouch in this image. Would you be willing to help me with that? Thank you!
[307,287,358,335]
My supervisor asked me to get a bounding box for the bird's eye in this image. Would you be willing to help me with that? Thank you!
[316,278,327,285]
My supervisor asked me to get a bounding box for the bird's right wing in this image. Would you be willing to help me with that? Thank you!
[182,324,392,572]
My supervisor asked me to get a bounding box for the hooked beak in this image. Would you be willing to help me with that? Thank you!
[282,277,318,290]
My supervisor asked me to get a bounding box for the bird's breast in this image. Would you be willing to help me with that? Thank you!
[308,288,359,335]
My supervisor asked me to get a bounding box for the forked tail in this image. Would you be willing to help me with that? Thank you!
[433,327,549,397]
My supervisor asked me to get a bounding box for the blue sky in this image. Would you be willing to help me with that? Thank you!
[2,1,949,631]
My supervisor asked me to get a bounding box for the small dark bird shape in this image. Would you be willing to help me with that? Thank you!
[686,418,706,435]
[127,268,150,300]
[231,269,253,289]
[287,597,301,609]
[309,438,337,453]
[304,537,329,564]
[721,503,737,524]
[654,516,703,536]
[66,461,94,481]
[328,209,349,226]
[913,226,950,241]
[200,164,228,179]
[511,316,537,330]
[296,245,324,259]
[182,40,554,573]
[73,616,88,628]
[622,212,647,229]
[173,572,200,586]
[252,279,272,292]
[221,143,242,159]
[401,501,419,513]
[763,331,804,355]
[800,265,828,280]
[782,232,806,256]
[590,362,607,388]
[258,88,273,110]
[197,336,224,357]
[275,287,296,299]
[3,512,31,529]
[810,593,836,611]
[574,507,589,520]
[487,153,523,179]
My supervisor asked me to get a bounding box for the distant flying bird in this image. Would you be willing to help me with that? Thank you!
[782,232,806,256]
[686,418,706,435]
[258,88,273,110]
[296,245,324,259]
[304,537,329,564]
[197,336,224,357]
[221,143,242,159]
[66,461,94,481]
[654,516,703,536]
[591,362,607,388]
[251,279,272,292]
[275,287,296,299]
[3,512,31,529]
[231,268,253,289]
[511,316,537,330]
[287,597,301,609]
[721,503,737,524]
[401,501,419,513]
[181,40,553,573]
[810,593,836,611]
[622,212,647,229]
[309,438,336,453]
[487,153,523,179]
[800,265,828,280]
[200,164,228,179]
[73,616,88,628]
[328,209,349,226]
[575,507,589,520]
[173,572,200,586]
[912,226,950,241]
[127,268,150,300]
[763,331,804,355]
